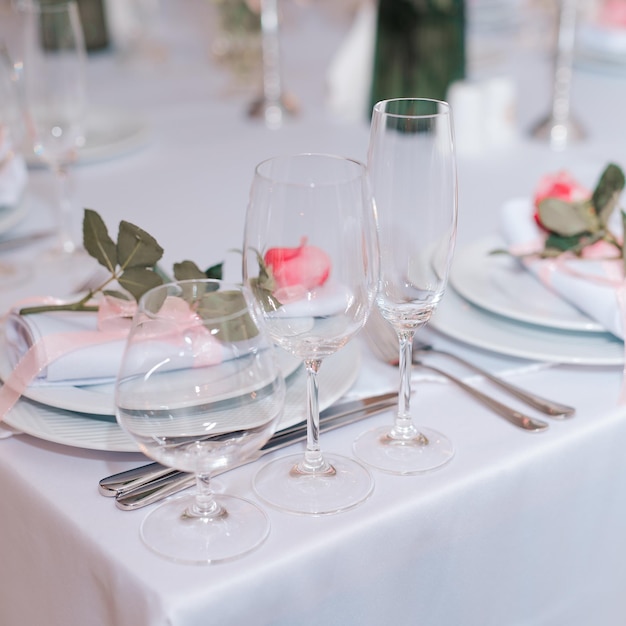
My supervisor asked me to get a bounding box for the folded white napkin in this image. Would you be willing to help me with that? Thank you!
[325,0,376,123]
[4,310,128,386]
[500,198,624,339]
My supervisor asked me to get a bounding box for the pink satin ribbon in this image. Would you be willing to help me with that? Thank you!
[0,296,135,420]
[525,254,626,404]
[0,295,223,420]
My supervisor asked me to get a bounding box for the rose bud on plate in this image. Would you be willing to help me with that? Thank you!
[264,237,331,303]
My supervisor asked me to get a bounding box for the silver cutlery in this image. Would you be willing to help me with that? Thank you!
[100,392,398,503]
[415,362,549,432]
[414,342,575,418]
[362,310,574,419]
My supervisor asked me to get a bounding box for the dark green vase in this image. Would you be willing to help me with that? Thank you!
[369,0,466,114]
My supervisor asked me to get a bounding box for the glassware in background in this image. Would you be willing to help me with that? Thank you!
[529,0,585,150]
[243,153,378,515]
[19,0,87,259]
[353,98,458,475]
[115,280,286,564]
[368,0,465,115]
[0,41,30,287]
[248,0,298,129]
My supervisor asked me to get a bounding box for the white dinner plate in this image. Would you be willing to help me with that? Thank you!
[0,197,29,236]
[450,236,604,333]
[3,342,361,452]
[25,108,150,167]
[0,343,301,416]
[430,287,624,366]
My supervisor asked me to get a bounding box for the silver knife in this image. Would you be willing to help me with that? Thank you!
[114,395,397,510]
[99,392,398,497]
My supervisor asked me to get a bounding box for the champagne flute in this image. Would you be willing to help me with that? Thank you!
[353,98,458,474]
[243,153,379,515]
[20,0,86,258]
[115,280,286,564]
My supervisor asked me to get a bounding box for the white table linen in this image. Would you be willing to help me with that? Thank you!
[2,2,626,625]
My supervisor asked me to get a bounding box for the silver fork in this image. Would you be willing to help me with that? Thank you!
[363,310,573,419]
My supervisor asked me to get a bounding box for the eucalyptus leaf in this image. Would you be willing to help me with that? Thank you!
[117,221,164,269]
[544,233,583,252]
[593,163,625,226]
[83,209,117,272]
[102,289,132,300]
[205,262,223,280]
[173,260,206,281]
[197,290,259,341]
[622,210,626,278]
[538,198,599,236]
[118,267,164,301]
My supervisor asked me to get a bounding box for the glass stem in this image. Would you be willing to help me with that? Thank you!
[186,473,226,520]
[293,358,334,475]
[390,330,422,441]
[53,163,76,255]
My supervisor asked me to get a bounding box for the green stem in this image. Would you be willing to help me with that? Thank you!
[19,270,121,316]
[19,303,100,315]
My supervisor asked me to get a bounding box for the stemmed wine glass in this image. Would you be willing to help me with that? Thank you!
[353,98,458,475]
[19,0,86,258]
[115,280,286,564]
[243,153,379,515]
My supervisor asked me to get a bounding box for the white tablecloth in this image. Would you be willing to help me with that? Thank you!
[2,2,626,625]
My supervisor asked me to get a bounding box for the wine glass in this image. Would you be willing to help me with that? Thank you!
[243,153,379,515]
[115,280,286,564]
[0,35,30,287]
[353,98,458,474]
[19,0,86,258]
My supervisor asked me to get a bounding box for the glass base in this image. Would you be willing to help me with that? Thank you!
[353,425,454,474]
[253,452,374,516]
[140,493,270,564]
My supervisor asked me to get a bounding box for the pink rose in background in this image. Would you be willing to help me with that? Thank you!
[264,238,331,303]
[599,0,626,28]
[532,171,591,230]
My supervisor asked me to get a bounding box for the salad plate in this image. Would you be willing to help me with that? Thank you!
[450,236,604,333]
[25,108,150,167]
[3,343,361,452]
[430,287,623,366]
[0,341,301,416]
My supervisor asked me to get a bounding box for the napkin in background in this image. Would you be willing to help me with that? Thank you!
[325,0,377,123]
[500,197,624,339]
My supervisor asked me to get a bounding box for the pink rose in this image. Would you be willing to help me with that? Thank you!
[532,171,591,229]
[264,237,331,292]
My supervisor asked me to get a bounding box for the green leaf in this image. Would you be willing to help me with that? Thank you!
[537,198,599,236]
[622,210,626,278]
[197,290,259,341]
[248,248,282,312]
[544,233,583,252]
[102,289,132,300]
[82,209,118,272]
[117,221,164,270]
[205,262,223,280]
[173,260,207,281]
[593,163,626,226]
[118,267,163,301]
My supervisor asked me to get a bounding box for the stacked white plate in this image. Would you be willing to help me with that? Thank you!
[430,236,624,366]
[0,338,361,452]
